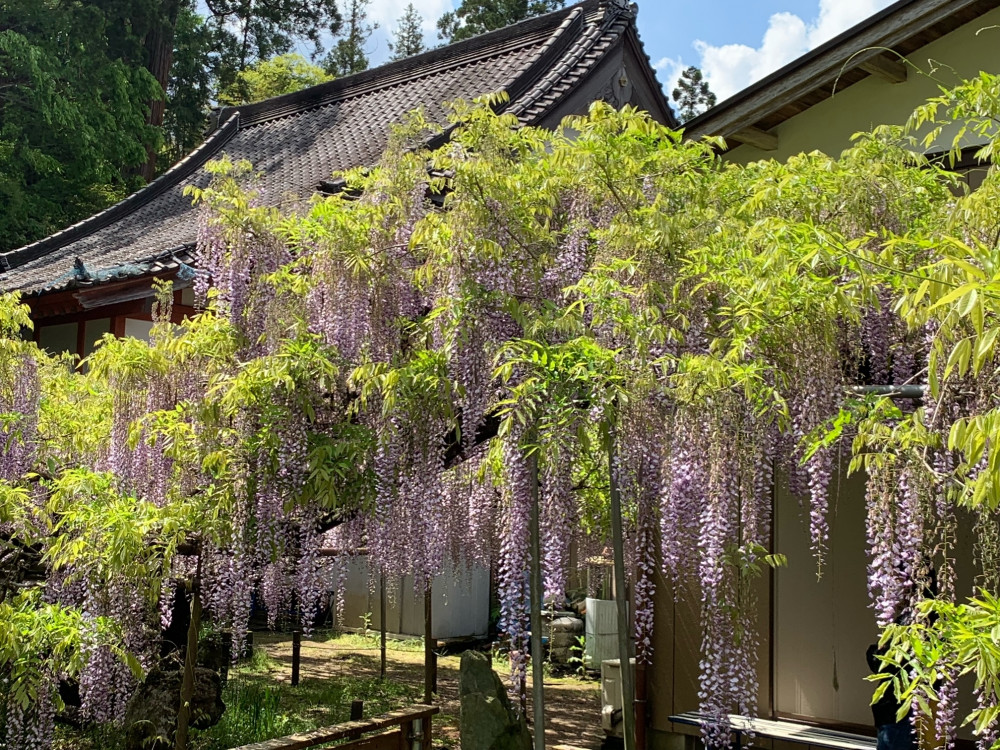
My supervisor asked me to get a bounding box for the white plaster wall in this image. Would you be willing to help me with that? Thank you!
[124,317,154,341]
[775,466,979,733]
[331,555,490,640]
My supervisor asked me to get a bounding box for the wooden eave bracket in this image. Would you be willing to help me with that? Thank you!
[731,126,779,151]
[859,54,907,83]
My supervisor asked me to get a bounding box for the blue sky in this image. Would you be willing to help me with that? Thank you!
[355,0,896,106]
[637,0,895,102]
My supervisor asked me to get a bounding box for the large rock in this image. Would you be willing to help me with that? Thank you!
[198,631,232,685]
[550,616,584,634]
[124,667,225,750]
[549,616,585,664]
[459,651,532,750]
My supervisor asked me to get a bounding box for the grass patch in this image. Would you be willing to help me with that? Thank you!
[189,646,419,749]
[54,723,127,750]
[54,644,419,750]
[314,629,427,653]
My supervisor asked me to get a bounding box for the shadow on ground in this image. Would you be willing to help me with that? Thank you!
[257,634,606,749]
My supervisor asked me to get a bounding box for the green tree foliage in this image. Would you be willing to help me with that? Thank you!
[390,3,426,61]
[437,0,564,43]
[671,65,716,122]
[323,0,376,76]
[198,0,343,73]
[162,0,344,161]
[162,4,221,164]
[0,0,160,252]
[218,53,333,105]
[0,0,347,251]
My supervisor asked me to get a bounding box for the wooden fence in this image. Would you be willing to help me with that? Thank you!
[231,704,439,750]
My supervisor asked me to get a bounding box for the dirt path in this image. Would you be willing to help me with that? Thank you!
[258,634,607,750]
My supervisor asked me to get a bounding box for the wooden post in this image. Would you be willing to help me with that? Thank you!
[527,442,546,750]
[348,700,364,741]
[291,630,302,687]
[609,427,636,750]
[636,659,648,750]
[380,573,387,681]
[174,579,202,750]
[400,718,414,750]
[423,584,435,704]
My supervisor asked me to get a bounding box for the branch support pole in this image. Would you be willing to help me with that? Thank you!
[380,573,387,681]
[424,582,435,704]
[528,437,545,750]
[291,630,301,686]
[609,425,636,750]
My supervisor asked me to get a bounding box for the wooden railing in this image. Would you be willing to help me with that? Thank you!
[231,704,439,750]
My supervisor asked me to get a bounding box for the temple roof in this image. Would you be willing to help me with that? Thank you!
[0,0,673,300]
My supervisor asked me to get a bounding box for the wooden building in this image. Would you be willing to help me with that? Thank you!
[0,0,673,357]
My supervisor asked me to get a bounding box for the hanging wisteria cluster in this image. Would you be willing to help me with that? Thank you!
[9,86,1000,750]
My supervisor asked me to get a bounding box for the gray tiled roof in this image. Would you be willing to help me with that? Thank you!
[0,0,671,296]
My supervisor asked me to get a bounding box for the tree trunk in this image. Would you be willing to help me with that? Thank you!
[140,0,181,181]
[174,578,202,750]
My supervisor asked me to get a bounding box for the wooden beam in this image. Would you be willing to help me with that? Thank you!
[230,705,439,750]
[731,126,779,151]
[860,54,907,83]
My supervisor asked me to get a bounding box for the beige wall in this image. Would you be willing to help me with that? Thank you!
[648,462,982,747]
[727,8,1000,164]
[773,469,874,728]
[649,522,772,737]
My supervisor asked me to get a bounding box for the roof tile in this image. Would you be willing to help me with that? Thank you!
[0,0,662,296]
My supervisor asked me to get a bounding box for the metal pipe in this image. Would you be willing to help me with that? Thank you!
[609,425,636,750]
[849,384,926,399]
[528,441,546,750]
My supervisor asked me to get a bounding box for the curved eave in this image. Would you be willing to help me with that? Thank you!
[0,115,240,273]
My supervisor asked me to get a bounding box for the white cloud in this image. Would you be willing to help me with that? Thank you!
[688,0,895,104]
[808,0,889,47]
[654,55,686,104]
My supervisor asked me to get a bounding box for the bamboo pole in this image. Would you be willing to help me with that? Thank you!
[609,426,636,750]
[528,442,546,750]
